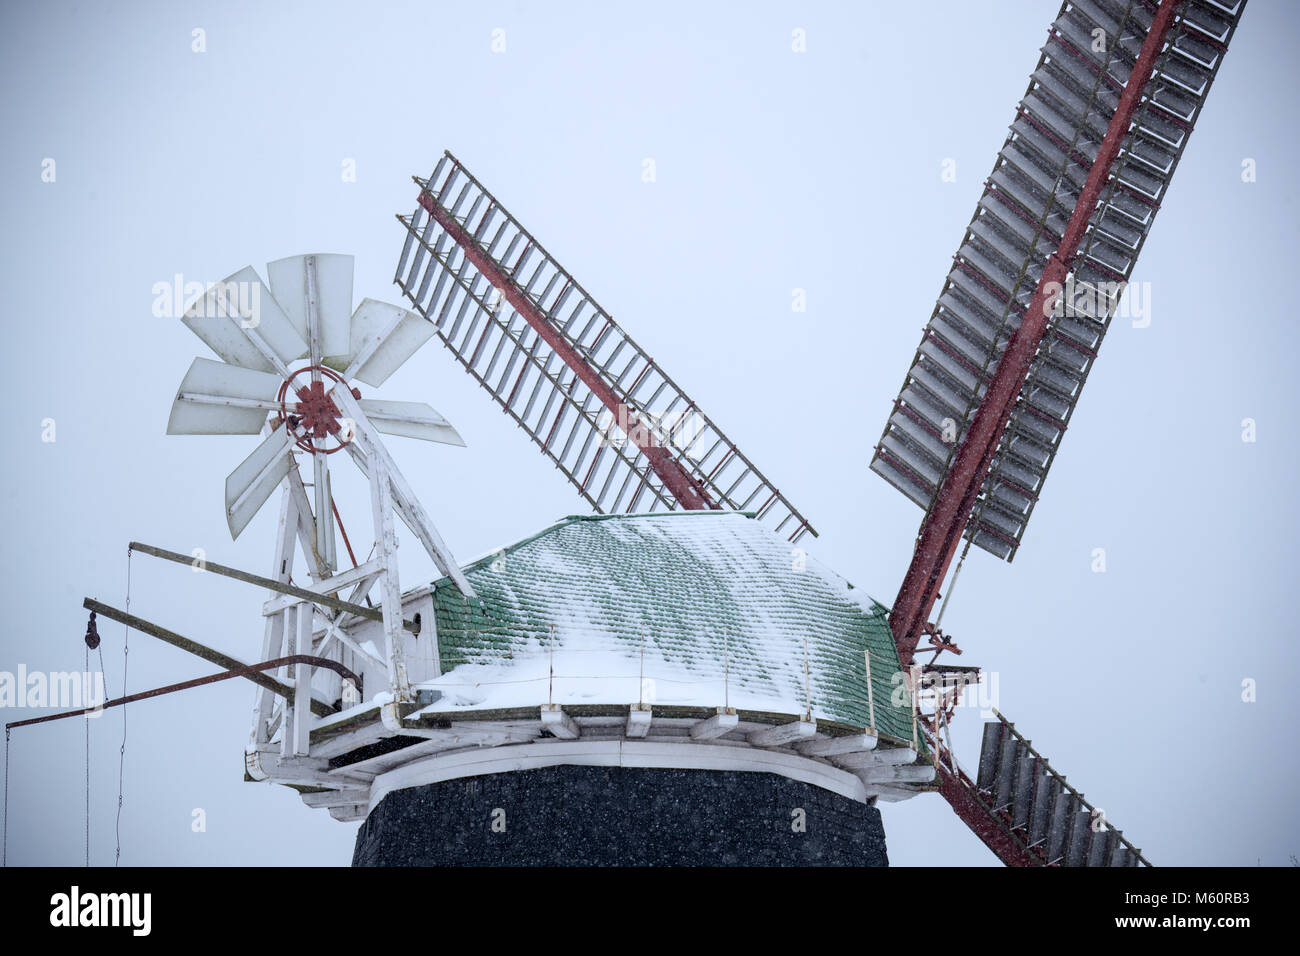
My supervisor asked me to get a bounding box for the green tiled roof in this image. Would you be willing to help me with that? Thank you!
[428,511,918,747]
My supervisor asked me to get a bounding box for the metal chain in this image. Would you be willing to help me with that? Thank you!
[116,547,131,867]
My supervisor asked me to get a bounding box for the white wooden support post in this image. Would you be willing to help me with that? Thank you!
[864,648,876,734]
[292,603,313,756]
[305,256,337,572]
[312,448,335,571]
[369,455,411,702]
[280,603,298,758]
[689,708,738,741]
[251,480,298,748]
[748,719,817,748]
[626,706,651,738]
[540,704,579,739]
[834,746,919,771]
[796,733,878,757]
[287,467,329,577]
[861,764,937,785]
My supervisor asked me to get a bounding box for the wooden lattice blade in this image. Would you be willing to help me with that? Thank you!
[869,0,1246,561]
[393,152,817,543]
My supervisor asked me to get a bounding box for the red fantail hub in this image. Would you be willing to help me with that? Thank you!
[276,365,362,455]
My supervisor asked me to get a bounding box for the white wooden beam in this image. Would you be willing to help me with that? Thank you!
[305,256,338,573]
[328,804,368,822]
[250,480,298,748]
[873,746,919,766]
[313,610,387,673]
[748,719,817,748]
[300,788,371,809]
[864,784,924,803]
[626,706,651,739]
[286,466,329,580]
[689,709,739,740]
[861,764,937,785]
[291,605,313,756]
[832,747,919,771]
[369,455,412,702]
[540,704,579,739]
[310,708,392,759]
[246,750,368,788]
[324,727,539,777]
[262,559,384,615]
[796,732,878,757]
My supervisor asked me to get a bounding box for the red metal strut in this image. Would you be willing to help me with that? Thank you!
[4,655,362,730]
[890,0,1184,667]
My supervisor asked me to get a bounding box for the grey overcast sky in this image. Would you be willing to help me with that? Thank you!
[1,0,1296,866]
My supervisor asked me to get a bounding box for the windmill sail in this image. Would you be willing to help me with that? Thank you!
[870,0,1245,560]
[940,711,1150,866]
[393,153,816,542]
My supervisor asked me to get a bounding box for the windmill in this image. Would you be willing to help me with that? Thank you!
[387,0,1245,864]
[164,253,475,721]
[1,0,1246,869]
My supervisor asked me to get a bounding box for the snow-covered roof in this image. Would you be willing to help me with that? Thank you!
[424,511,918,747]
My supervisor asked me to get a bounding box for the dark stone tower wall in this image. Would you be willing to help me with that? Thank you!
[353,766,888,866]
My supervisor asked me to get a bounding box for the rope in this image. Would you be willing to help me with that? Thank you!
[116,546,131,867]
[3,727,9,866]
[84,641,89,867]
[934,538,971,630]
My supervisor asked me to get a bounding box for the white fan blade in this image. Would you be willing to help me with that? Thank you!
[225,427,295,540]
[167,357,285,435]
[344,299,436,387]
[356,399,466,446]
[181,267,306,374]
[267,254,353,366]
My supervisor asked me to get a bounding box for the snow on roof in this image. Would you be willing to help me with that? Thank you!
[422,511,918,746]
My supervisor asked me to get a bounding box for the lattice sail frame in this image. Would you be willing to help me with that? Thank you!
[870,0,1245,560]
[393,153,816,543]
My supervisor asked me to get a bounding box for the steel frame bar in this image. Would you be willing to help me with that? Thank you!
[4,654,360,730]
[937,761,1043,867]
[890,0,1184,665]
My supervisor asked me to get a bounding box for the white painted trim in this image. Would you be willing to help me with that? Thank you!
[796,732,878,757]
[689,709,738,740]
[365,739,870,814]
[626,706,651,738]
[540,705,580,739]
[748,719,817,748]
